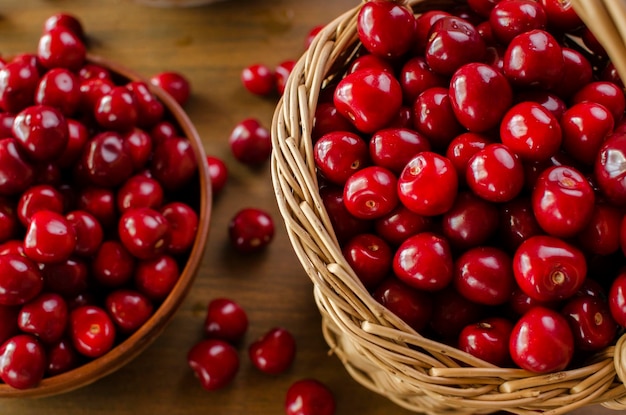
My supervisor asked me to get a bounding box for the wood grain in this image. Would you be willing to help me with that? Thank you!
[0,1,618,414]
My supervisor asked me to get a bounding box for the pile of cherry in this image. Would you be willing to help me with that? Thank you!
[0,14,205,390]
[311,0,626,375]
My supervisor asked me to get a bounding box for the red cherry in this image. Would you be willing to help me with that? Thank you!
[314,131,369,185]
[228,207,274,253]
[81,131,134,188]
[150,71,191,106]
[562,296,617,352]
[0,254,43,306]
[373,205,432,247]
[489,0,547,44]
[41,257,89,299]
[92,240,135,288]
[466,143,524,203]
[56,118,89,169]
[18,292,68,344]
[17,184,64,227]
[0,334,46,389]
[241,63,275,96]
[187,339,239,391]
[509,306,574,373]
[320,185,371,245]
[69,305,116,358]
[160,201,198,255]
[458,317,514,366]
[77,186,117,228]
[248,327,296,375]
[445,132,492,181]
[572,81,625,124]
[498,197,543,251]
[37,26,86,71]
[117,174,164,212]
[369,128,431,175]
[357,0,416,59]
[35,67,81,116]
[204,298,249,343]
[43,13,85,40]
[151,136,198,191]
[46,337,79,376]
[595,132,626,206]
[372,277,433,333]
[0,60,40,113]
[134,255,179,301]
[398,152,457,216]
[454,246,514,306]
[24,210,76,264]
[126,80,164,129]
[206,155,228,195]
[343,166,399,220]
[393,232,453,292]
[12,104,69,162]
[513,235,586,302]
[342,233,392,290]
[94,86,138,132]
[399,56,447,105]
[560,102,614,166]
[118,207,170,260]
[228,118,271,166]
[285,379,336,415]
[413,87,463,150]
[441,191,499,250]
[333,68,402,134]
[105,289,154,334]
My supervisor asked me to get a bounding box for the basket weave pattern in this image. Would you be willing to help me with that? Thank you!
[271,1,626,413]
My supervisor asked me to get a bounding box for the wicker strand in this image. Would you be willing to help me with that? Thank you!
[270,0,626,413]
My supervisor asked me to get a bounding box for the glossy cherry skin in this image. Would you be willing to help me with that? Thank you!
[572,81,625,124]
[0,334,46,389]
[458,317,514,366]
[425,16,486,76]
[35,67,81,116]
[466,143,524,203]
[228,118,272,166]
[149,71,190,106]
[429,287,485,340]
[562,296,617,352]
[122,128,153,171]
[509,306,574,373]
[398,152,457,217]
[449,63,512,133]
[12,104,69,162]
[150,136,198,191]
[69,305,116,358]
[43,13,85,40]
[82,131,134,188]
[0,60,40,113]
[342,233,392,290]
[0,254,43,306]
[357,0,416,59]
[134,255,179,301]
[18,292,68,344]
[445,132,492,181]
[17,184,64,227]
[249,327,296,375]
[333,68,402,134]
[540,0,583,31]
[92,240,135,288]
[314,131,369,185]
[65,210,104,257]
[441,191,498,250]
[609,271,626,327]
[126,81,164,129]
[94,86,138,132]
[343,166,398,220]
[24,210,76,264]
[150,120,178,144]
[118,207,170,260]
[500,101,562,162]
[77,186,117,228]
[503,29,563,90]
[393,232,453,292]
[595,132,626,206]
[532,166,595,238]
[516,90,567,120]
[228,207,274,253]
[285,378,336,415]
[513,235,586,302]
[562,103,614,166]
[206,155,228,196]
[372,277,433,333]
[413,87,464,150]
[188,339,239,391]
[373,205,432,247]
[37,26,86,71]
[399,56,446,105]
[489,0,547,44]
[79,77,114,113]
[55,118,89,169]
[312,103,357,141]
[204,298,249,343]
[320,185,372,245]
[117,174,164,212]
[42,257,89,299]
[241,63,275,96]
[454,247,514,306]
[105,289,154,334]
[551,48,593,99]
[369,128,430,175]
[160,201,198,255]
[46,337,80,376]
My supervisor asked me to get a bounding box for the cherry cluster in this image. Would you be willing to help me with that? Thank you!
[312,0,626,374]
[0,13,203,389]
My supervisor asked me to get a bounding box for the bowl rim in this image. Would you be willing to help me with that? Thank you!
[0,54,212,398]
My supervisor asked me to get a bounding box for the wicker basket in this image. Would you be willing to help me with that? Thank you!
[270,1,626,414]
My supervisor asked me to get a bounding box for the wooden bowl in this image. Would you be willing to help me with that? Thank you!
[0,54,211,398]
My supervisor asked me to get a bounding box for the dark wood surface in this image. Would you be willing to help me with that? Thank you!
[0,1,617,414]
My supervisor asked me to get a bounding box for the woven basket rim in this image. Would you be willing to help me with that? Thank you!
[271,1,626,414]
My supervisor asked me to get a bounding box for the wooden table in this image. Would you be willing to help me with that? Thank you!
[0,1,618,414]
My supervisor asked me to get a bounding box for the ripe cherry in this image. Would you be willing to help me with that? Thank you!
[342,233,392,290]
[37,26,86,72]
[314,131,369,185]
[150,136,198,190]
[513,235,586,302]
[69,305,116,358]
[285,379,336,415]
[0,334,46,389]
[187,339,239,391]
[241,63,275,96]
[24,210,76,264]
[94,86,138,132]
[160,201,199,255]
[150,71,191,106]
[228,207,274,253]
[204,298,249,343]
[441,191,499,250]
[116,174,164,212]
[458,317,514,366]
[466,143,524,203]
[206,155,228,195]
[489,0,547,44]
[393,232,453,292]
[134,255,179,301]
[372,277,433,333]
[126,80,164,129]
[18,292,68,344]
[92,240,135,288]
[105,289,154,334]
[81,131,134,188]
[357,0,416,59]
[0,60,40,113]
[228,118,272,166]
[562,296,617,352]
[249,327,296,375]
[118,207,170,260]
[560,102,614,166]
[509,306,574,373]
[343,166,399,220]
[12,104,69,162]
[373,205,432,247]
[369,128,430,175]
[35,67,81,116]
